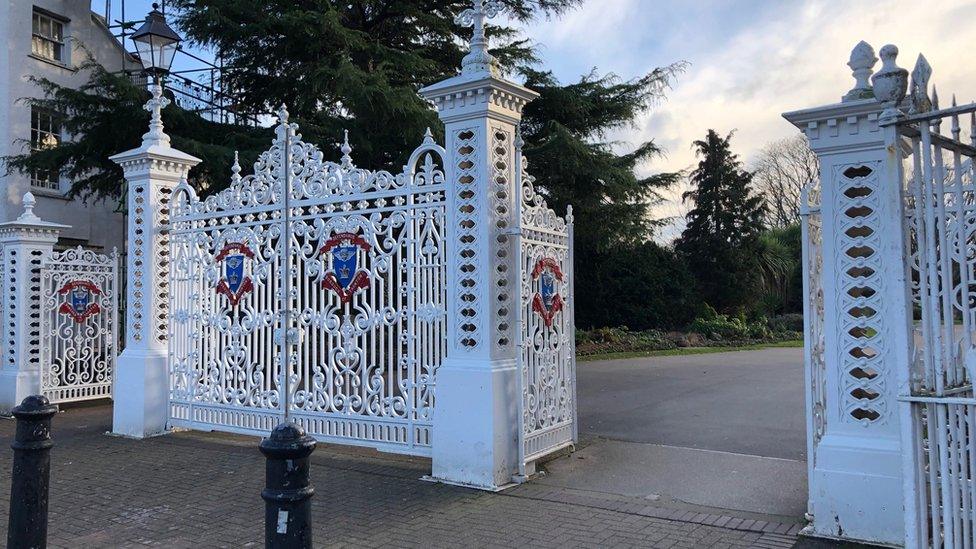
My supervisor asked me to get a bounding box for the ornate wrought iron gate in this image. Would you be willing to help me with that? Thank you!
[515,141,577,473]
[168,111,447,456]
[39,247,119,403]
[799,180,825,520]
[895,97,976,548]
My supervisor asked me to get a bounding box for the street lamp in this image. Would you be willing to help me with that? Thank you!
[131,4,181,146]
[130,3,182,80]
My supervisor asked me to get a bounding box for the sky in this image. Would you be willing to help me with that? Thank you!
[96,0,976,240]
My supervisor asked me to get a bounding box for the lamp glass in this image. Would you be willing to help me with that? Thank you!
[133,33,178,73]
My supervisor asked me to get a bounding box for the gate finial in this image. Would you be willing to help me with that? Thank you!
[844,41,877,102]
[456,0,504,77]
[909,54,932,114]
[231,151,242,185]
[340,130,353,168]
[931,86,942,132]
[17,193,40,223]
[142,81,172,146]
[871,44,908,122]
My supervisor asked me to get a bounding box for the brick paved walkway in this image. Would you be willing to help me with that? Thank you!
[0,405,804,548]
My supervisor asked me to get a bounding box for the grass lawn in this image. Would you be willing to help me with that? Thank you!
[578,339,803,362]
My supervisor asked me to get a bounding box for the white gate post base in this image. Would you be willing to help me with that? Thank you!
[0,370,41,414]
[430,360,518,490]
[109,83,200,438]
[112,350,169,438]
[803,435,904,543]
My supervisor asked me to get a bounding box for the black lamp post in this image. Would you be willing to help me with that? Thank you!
[130,3,182,83]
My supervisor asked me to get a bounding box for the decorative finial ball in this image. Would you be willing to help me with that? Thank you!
[879,44,898,65]
[848,41,877,69]
[871,44,909,120]
[23,192,36,209]
[152,2,159,10]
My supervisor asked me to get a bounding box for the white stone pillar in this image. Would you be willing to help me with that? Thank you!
[0,194,68,412]
[784,42,910,545]
[420,0,539,490]
[109,83,200,437]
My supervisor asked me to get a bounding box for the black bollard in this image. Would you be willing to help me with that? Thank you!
[259,421,316,549]
[7,395,57,549]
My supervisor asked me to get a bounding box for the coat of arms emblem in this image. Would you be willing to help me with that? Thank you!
[531,257,565,327]
[215,242,255,307]
[58,280,101,323]
[320,232,371,304]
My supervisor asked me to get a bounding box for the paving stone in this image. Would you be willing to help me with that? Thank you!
[0,406,803,548]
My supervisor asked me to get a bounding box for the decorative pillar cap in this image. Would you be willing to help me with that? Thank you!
[418,0,537,125]
[456,0,505,78]
[109,83,202,169]
[18,192,40,223]
[419,72,539,125]
[0,193,70,237]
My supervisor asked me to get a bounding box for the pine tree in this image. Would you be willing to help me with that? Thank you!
[676,130,766,313]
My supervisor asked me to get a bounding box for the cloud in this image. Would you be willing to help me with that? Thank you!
[520,0,976,240]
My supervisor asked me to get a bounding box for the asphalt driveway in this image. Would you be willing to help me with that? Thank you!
[538,347,809,520]
[577,347,806,460]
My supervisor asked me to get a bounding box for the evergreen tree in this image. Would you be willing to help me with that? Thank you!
[520,67,683,251]
[169,0,579,168]
[4,1,686,330]
[519,67,685,328]
[676,130,766,313]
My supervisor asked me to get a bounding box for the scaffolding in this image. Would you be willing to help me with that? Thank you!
[103,0,260,126]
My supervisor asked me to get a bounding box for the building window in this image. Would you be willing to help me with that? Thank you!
[30,107,61,191]
[32,10,65,63]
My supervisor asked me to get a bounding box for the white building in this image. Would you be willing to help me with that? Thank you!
[0,1,135,252]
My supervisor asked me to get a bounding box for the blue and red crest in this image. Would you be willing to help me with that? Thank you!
[58,280,101,323]
[320,232,371,304]
[531,258,565,327]
[215,242,255,307]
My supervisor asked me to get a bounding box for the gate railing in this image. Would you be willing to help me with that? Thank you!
[892,94,976,548]
[39,247,119,404]
[514,133,577,476]
[167,110,448,455]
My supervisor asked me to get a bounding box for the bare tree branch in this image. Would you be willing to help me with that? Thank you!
[751,135,819,228]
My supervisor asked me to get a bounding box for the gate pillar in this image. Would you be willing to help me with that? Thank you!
[0,194,67,413]
[109,83,200,438]
[419,1,539,490]
[784,42,911,545]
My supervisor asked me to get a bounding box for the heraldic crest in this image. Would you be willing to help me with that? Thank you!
[531,257,565,328]
[320,232,371,304]
[58,280,102,323]
[215,242,255,307]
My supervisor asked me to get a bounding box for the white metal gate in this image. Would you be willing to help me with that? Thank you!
[895,96,976,547]
[168,111,447,456]
[39,246,119,403]
[515,140,577,473]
